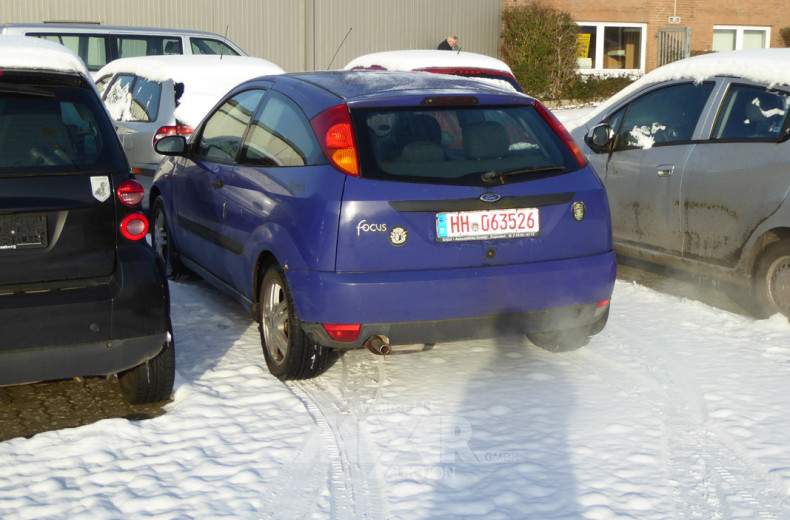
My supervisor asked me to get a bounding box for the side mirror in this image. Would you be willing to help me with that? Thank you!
[155,135,188,156]
[586,123,613,152]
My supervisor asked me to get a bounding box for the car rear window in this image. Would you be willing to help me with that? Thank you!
[0,81,126,174]
[352,104,580,185]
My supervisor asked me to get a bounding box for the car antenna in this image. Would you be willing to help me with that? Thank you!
[457,46,462,55]
[327,27,352,69]
[221,24,229,60]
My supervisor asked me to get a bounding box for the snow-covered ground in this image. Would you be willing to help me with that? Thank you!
[2,107,790,520]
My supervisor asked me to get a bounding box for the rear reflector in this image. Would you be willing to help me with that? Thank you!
[120,212,149,241]
[322,323,361,342]
[117,179,145,207]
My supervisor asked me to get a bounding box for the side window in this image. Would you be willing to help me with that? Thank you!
[31,34,107,71]
[128,77,162,122]
[613,83,714,150]
[114,36,181,58]
[195,90,265,162]
[102,74,135,121]
[712,85,789,140]
[95,75,112,96]
[191,37,241,56]
[241,92,320,167]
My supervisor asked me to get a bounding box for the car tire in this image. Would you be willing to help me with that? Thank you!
[752,241,790,318]
[527,308,609,353]
[118,330,175,404]
[151,198,184,280]
[259,265,333,380]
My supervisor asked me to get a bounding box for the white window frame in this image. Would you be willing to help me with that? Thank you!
[712,25,771,51]
[576,22,647,76]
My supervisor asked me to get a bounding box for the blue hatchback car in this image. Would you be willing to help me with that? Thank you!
[150,71,615,379]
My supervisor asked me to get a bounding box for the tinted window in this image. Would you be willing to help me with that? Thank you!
[353,104,579,185]
[241,92,321,167]
[102,75,162,122]
[195,90,265,162]
[712,85,789,140]
[191,37,240,56]
[0,84,126,173]
[612,83,714,150]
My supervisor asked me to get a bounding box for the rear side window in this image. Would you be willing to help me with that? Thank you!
[195,89,265,162]
[712,85,789,140]
[103,74,162,122]
[191,37,241,56]
[0,83,126,173]
[353,104,578,185]
[32,34,107,71]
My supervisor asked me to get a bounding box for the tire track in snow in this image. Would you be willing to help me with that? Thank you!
[567,322,790,519]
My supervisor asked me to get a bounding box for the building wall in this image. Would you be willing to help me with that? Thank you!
[505,0,790,72]
[0,0,503,72]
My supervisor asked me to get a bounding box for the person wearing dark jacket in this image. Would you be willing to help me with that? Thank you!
[437,35,458,50]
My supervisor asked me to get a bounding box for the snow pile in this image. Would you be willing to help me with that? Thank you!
[344,49,515,74]
[0,35,89,78]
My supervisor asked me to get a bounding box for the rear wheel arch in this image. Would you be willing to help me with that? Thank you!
[252,251,279,322]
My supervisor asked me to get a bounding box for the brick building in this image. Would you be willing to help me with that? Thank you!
[504,0,790,74]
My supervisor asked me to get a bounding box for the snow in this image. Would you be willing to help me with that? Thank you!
[3,104,790,520]
[0,35,90,78]
[344,50,515,74]
[97,55,285,128]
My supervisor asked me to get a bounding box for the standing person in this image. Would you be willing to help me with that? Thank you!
[437,35,458,51]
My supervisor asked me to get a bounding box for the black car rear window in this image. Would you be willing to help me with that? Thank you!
[352,104,579,186]
[0,81,126,174]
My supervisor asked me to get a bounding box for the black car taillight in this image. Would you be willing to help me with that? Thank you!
[120,212,149,241]
[117,178,145,207]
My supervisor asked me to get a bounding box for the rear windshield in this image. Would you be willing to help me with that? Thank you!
[353,104,579,186]
[0,81,127,174]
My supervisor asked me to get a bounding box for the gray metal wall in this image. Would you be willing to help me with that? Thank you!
[0,0,503,72]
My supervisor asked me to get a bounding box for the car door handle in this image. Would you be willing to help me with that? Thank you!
[211,179,224,189]
[657,164,675,177]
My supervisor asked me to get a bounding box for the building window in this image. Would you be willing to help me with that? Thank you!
[713,26,770,52]
[577,23,646,74]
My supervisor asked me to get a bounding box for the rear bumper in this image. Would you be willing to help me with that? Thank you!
[289,251,616,348]
[0,244,170,385]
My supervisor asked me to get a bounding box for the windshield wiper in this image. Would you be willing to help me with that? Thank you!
[481,165,566,184]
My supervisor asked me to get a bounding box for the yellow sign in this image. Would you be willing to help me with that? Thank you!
[576,34,591,58]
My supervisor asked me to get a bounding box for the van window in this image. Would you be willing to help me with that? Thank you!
[115,36,182,59]
[34,34,107,71]
[190,37,241,56]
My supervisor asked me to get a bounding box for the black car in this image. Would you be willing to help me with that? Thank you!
[0,36,174,404]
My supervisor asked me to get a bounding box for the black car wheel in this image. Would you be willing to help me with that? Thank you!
[259,265,332,380]
[118,330,175,404]
[151,198,184,280]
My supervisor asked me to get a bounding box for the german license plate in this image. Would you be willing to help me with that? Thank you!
[0,215,48,250]
[436,208,539,242]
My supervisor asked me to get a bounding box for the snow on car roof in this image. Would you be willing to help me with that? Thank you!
[573,48,790,129]
[96,55,285,128]
[0,35,90,77]
[344,49,514,74]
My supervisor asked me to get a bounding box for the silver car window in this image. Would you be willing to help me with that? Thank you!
[712,85,789,140]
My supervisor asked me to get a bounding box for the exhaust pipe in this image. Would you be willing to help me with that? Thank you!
[364,335,390,356]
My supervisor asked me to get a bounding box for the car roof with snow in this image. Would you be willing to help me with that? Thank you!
[97,55,286,128]
[344,49,515,75]
[0,35,90,77]
[575,48,790,129]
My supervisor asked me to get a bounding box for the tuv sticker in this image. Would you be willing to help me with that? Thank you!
[91,176,111,202]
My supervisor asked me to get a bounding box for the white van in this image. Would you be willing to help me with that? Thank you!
[0,23,246,75]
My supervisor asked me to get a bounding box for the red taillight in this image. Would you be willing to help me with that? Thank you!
[117,179,145,207]
[533,101,588,168]
[153,125,193,147]
[120,212,149,241]
[310,104,359,176]
[322,323,361,342]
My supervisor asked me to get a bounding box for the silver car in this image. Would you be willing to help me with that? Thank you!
[568,49,790,318]
[96,55,285,178]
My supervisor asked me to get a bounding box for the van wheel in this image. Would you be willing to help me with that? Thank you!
[753,241,790,318]
[118,331,175,404]
[259,266,332,380]
[151,198,184,280]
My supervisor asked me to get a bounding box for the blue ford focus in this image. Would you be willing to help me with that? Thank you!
[150,71,615,379]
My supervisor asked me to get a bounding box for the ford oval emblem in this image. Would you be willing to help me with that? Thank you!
[480,192,501,203]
